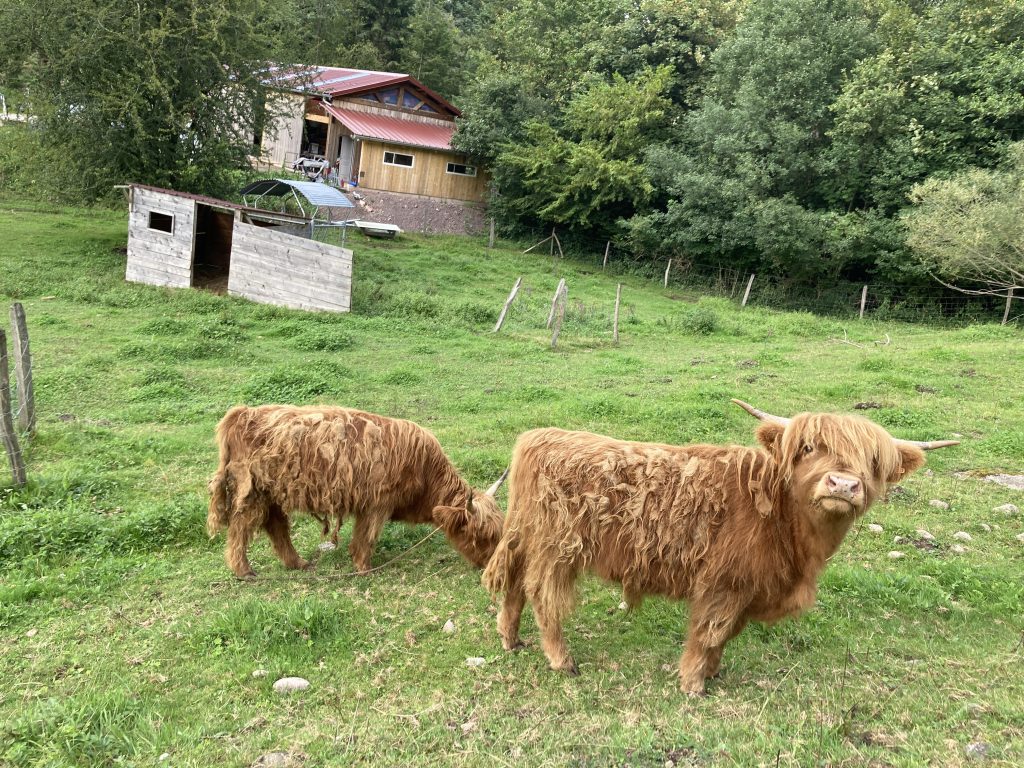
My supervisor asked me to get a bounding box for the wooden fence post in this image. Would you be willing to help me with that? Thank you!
[613,283,621,344]
[550,284,568,349]
[488,218,495,249]
[546,278,566,329]
[859,285,868,320]
[663,259,672,288]
[0,330,27,487]
[603,241,610,271]
[10,303,35,433]
[1003,287,1015,325]
[741,273,755,307]
[493,276,522,333]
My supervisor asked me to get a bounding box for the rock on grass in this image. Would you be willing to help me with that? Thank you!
[273,677,310,694]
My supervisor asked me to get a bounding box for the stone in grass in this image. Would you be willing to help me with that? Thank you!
[1015,533,1024,543]
[953,531,973,542]
[951,544,968,554]
[929,499,950,510]
[965,742,991,761]
[979,523,991,533]
[442,619,456,634]
[867,523,884,534]
[251,753,303,768]
[994,503,1019,516]
[252,669,269,678]
[465,657,486,668]
[916,529,935,541]
[317,541,336,552]
[273,677,310,694]
[888,551,906,560]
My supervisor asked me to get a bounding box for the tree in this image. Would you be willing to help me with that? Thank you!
[492,67,675,231]
[904,143,1024,302]
[0,0,297,200]
[400,0,469,99]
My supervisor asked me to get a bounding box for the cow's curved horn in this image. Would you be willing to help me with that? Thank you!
[485,467,509,496]
[893,438,960,451]
[731,399,791,425]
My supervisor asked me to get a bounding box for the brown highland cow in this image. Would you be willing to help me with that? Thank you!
[207,404,506,578]
[482,400,958,694]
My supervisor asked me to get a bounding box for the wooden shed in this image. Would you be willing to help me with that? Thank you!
[125,184,353,313]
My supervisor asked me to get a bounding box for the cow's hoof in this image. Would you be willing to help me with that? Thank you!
[556,657,579,676]
[235,570,257,581]
[502,639,526,652]
[680,680,707,696]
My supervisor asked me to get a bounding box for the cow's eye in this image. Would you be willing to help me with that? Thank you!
[802,444,814,455]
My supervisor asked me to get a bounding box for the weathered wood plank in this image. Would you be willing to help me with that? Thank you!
[741,274,755,307]
[550,284,568,349]
[125,263,191,288]
[493,276,522,332]
[9,303,34,434]
[229,246,353,281]
[0,330,26,486]
[546,278,566,329]
[228,278,350,313]
[228,273,350,312]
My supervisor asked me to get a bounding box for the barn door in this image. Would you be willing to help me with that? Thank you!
[338,135,356,183]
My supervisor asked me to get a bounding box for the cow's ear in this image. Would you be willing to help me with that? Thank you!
[889,443,926,483]
[756,422,786,458]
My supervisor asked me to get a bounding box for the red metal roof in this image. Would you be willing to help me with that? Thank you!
[272,65,459,117]
[320,104,457,152]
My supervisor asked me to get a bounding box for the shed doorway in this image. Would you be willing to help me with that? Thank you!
[192,204,235,292]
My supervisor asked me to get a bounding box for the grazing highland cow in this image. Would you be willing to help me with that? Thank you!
[207,405,506,578]
[482,400,958,694]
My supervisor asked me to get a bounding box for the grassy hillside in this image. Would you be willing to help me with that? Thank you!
[0,202,1022,767]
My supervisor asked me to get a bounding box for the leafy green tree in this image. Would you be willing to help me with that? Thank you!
[400,0,468,98]
[0,0,297,200]
[904,143,1024,299]
[827,0,1024,214]
[354,0,415,68]
[493,67,675,230]
[627,0,876,277]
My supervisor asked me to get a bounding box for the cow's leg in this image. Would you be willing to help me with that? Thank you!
[263,504,309,571]
[497,561,527,651]
[225,507,261,579]
[703,618,748,680]
[349,512,387,574]
[679,602,746,695]
[529,564,580,675]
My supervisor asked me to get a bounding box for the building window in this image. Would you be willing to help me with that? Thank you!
[446,162,477,177]
[383,151,414,168]
[148,211,174,233]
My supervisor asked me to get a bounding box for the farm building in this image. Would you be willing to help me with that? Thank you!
[257,66,487,207]
[125,183,353,313]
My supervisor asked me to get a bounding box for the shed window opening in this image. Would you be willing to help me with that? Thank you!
[148,211,174,233]
[446,162,477,177]
[383,151,414,168]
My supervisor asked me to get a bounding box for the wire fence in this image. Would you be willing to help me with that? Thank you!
[515,227,1020,327]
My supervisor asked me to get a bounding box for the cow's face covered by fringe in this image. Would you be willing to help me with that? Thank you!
[755,413,927,519]
[432,470,508,567]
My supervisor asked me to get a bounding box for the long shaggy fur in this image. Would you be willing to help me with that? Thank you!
[208,404,504,578]
[482,413,927,693]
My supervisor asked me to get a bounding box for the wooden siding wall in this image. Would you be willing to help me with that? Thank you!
[335,96,456,127]
[229,221,352,313]
[260,93,306,167]
[358,140,487,202]
[126,187,196,288]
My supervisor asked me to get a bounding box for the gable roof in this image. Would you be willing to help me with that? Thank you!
[271,65,460,118]
[320,104,456,151]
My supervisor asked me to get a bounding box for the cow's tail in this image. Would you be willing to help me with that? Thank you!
[206,405,249,537]
[481,526,522,596]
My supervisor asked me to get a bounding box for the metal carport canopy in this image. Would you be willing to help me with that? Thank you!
[239,178,355,209]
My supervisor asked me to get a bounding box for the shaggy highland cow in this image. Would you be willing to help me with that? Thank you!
[207,405,506,578]
[482,400,958,694]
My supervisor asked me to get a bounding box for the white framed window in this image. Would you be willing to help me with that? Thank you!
[148,210,174,234]
[446,162,477,177]
[383,151,414,168]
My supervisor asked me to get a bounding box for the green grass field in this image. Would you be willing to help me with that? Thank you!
[0,201,1022,767]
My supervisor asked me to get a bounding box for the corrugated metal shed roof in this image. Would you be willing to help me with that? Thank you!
[272,65,460,117]
[321,104,456,152]
[239,179,355,208]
